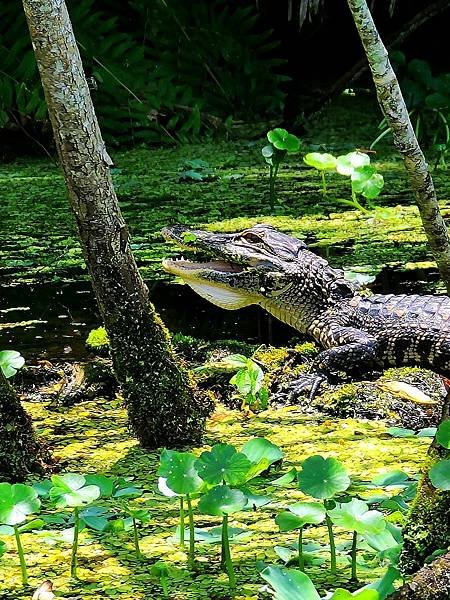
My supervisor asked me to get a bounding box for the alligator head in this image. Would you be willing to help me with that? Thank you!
[162,223,355,331]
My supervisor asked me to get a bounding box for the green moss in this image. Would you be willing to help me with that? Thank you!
[400,447,450,573]
[2,95,450,287]
[86,326,110,354]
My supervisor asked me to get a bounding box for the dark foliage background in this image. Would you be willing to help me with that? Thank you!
[0,0,449,150]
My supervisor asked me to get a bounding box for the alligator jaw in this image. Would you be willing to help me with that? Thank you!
[161,258,254,309]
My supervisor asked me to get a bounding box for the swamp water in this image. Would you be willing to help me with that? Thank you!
[0,259,440,361]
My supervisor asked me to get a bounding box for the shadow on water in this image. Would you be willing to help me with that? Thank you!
[0,280,299,361]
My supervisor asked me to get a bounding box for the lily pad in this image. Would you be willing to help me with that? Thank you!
[429,459,450,490]
[0,483,41,526]
[303,152,337,171]
[298,455,350,499]
[198,485,247,516]
[49,474,100,508]
[328,499,386,535]
[436,419,450,449]
[267,128,300,153]
[336,151,370,176]
[195,444,251,486]
[260,565,320,600]
[276,502,326,532]
[157,449,204,495]
[0,350,25,378]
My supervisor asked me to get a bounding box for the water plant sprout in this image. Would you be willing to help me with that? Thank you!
[335,151,384,211]
[198,485,247,589]
[0,483,41,585]
[329,498,386,581]
[303,152,337,194]
[262,128,301,209]
[297,455,351,574]
[158,449,204,568]
[275,502,326,571]
[49,474,100,579]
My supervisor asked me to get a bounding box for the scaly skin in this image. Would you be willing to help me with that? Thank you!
[162,224,450,380]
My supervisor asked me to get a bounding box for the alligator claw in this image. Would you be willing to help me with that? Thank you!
[272,373,327,404]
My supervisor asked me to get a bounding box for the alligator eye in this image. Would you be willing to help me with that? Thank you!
[242,232,263,244]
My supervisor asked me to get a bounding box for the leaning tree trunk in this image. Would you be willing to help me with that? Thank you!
[0,369,45,482]
[346,0,450,294]
[22,0,211,448]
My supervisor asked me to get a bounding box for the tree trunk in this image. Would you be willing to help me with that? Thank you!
[393,552,450,600]
[22,0,211,448]
[346,0,450,294]
[400,395,450,573]
[0,369,45,482]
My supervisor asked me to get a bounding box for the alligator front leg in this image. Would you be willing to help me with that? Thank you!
[273,326,379,404]
[313,326,379,379]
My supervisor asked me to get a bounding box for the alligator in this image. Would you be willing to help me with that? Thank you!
[162,223,450,393]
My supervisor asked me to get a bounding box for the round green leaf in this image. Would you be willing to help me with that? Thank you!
[371,470,409,487]
[436,419,450,449]
[0,350,25,379]
[49,474,100,508]
[429,460,450,490]
[275,502,325,532]
[289,502,326,524]
[303,152,337,171]
[298,456,350,499]
[195,444,251,486]
[0,483,41,526]
[157,450,203,495]
[198,485,247,516]
[351,167,384,200]
[241,437,283,467]
[0,540,6,558]
[261,565,321,600]
[84,475,115,497]
[328,499,386,535]
[267,128,300,153]
[336,151,370,176]
[262,144,274,159]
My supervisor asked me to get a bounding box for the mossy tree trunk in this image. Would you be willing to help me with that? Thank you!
[393,551,450,599]
[346,0,450,294]
[22,0,211,447]
[0,369,45,482]
[400,395,450,573]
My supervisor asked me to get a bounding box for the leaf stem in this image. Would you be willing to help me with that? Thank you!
[132,517,142,559]
[298,526,304,571]
[71,507,80,579]
[222,515,236,589]
[269,165,275,209]
[13,525,28,586]
[325,511,337,575]
[186,494,195,568]
[321,171,327,194]
[179,496,185,550]
[351,530,358,582]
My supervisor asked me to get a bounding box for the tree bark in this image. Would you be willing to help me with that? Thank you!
[22,0,211,448]
[392,552,450,600]
[0,369,45,482]
[346,0,450,294]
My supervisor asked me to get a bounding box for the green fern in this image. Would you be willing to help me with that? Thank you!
[0,0,287,145]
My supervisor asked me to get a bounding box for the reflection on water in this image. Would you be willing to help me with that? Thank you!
[0,262,439,361]
[0,280,299,361]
